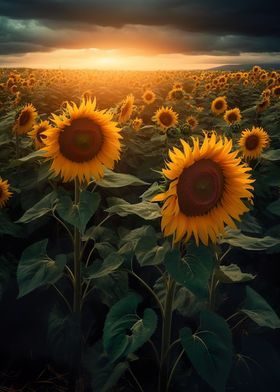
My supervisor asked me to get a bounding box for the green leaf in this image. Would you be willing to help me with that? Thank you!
[0,211,24,237]
[180,310,233,392]
[84,341,128,392]
[240,286,280,329]
[136,239,170,266]
[217,264,255,284]
[97,168,149,187]
[10,149,46,167]
[94,271,129,307]
[84,252,126,279]
[17,239,67,298]
[219,228,280,251]
[140,182,161,201]
[57,191,100,234]
[238,214,262,234]
[17,191,57,223]
[105,197,161,220]
[262,149,280,161]
[266,198,280,217]
[165,244,214,298]
[103,293,157,362]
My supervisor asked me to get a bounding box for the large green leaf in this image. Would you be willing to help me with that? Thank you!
[217,264,255,284]
[266,198,280,217]
[103,293,157,362]
[17,191,57,223]
[240,286,280,329]
[97,168,149,187]
[84,252,126,280]
[84,341,129,392]
[105,197,161,220]
[165,244,214,298]
[262,149,280,161]
[57,190,100,234]
[219,228,280,251]
[180,311,233,392]
[0,211,24,237]
[17,239,67,298]
[10,149,46,167]
[136,238,170,266]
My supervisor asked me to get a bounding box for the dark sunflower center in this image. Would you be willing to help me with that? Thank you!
[245,134,259,150]
[36,127,47,143]
[227,112,237,123]
[19,111,31,126]
[274,87,280,95]
[177,159,224,216]
[159,112,172,126]
[188,119,195,127]
[0,187,2,198]
[145,93,152,100]
[59,118,103,163]
[215,100,223,110]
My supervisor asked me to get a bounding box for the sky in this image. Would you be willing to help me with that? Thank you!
[0,0,279,70]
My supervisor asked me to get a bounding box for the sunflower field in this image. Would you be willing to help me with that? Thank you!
[0,66,280,392]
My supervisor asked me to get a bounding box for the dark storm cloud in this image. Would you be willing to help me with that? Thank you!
[0,0,279,56]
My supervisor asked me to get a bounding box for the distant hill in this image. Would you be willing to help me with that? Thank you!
[209,64,280,71]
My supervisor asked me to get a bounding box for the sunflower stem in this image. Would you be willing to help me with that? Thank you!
[158,275,175,392]
[73,177,83,392]
[15,133,19,159]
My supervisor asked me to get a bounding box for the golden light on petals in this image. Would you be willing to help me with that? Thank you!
[13,103,37,135]
[223,107,241,125]
[28,120,51,149]
[238,127,270,159]
[152,134,254,246]
[142,90,156,105]
[42,98,122,183]
[211,96,227,114]
[153,106,179,130]
[118,94,134,124]
[0,178,13,208]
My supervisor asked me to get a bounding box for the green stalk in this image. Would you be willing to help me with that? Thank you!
[158,276,176,392]
[73,177,82,314]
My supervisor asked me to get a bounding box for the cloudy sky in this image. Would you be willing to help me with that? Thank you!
[0,0,279,70]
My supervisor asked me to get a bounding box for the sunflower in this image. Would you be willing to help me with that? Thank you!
[185,116,198,130]
[131,117,143,131]
[142,90,156,105]
[153,106,179,130]
[29,120,51,149]
[238,127,270,159]
[167,88,184,101]
[42,98,122,183]
[152,134,254,246]
[223,108,241,125]
[13,104,37,135]
[272,85,280,97]
[118,94,134,123]
[211,96,227,115]
[0,178,12,208]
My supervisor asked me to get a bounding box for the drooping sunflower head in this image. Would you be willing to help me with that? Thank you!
[118,94,134,124]
[152,134,254,246]
[142,90,156,105]
[223,108,241,125]
[42,98,122,183]
[28,120,51,149]
[153,106,179,130]
[211,96,228,115]
[131,117,143,131]
[13,103,38,135]
[238,127,270,160]
[0,178,13,208]
[185,116,198,130]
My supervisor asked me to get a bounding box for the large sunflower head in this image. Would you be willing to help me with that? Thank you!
[223,108,241,125]
[211,96,227,114]
[142,90,156,105]
[0,178,13,208]
[118,94,134,124]
[238,127,270,160]
[153,106,179,130]
[13,104,37,135]
[152,134,254,246]
[28,120,51,149]
[42,98,122,183]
